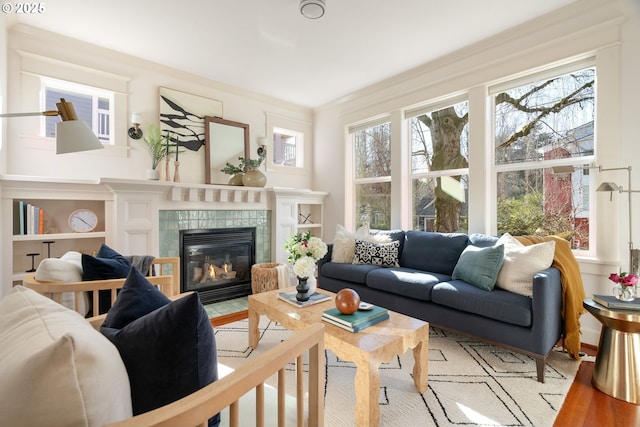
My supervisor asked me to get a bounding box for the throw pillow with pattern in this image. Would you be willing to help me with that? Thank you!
[352,239,400,267]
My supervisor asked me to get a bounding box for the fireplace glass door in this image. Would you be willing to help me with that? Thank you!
[179,227,255,304]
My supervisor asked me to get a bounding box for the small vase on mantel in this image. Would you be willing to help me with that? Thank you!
[296,276,310,302]
[145,169,160,180]
[228,173,244,186]
[242,168,267,187]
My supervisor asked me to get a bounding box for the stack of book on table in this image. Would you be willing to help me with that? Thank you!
[321,305,389,332]
[278,291,332,308]
[593,294,640,311]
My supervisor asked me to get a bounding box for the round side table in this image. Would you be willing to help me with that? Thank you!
[583,298,640,404]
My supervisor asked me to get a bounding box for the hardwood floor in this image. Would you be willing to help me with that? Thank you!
[554,345,640,427]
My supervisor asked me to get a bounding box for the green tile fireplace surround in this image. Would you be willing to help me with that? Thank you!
[158,209,272,263]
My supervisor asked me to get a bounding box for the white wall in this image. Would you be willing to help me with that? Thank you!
[313,0,640,346]
[4,24,314,190]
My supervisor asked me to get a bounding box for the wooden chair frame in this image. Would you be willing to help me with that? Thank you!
[22,256,180,316]
[25,256,325,426]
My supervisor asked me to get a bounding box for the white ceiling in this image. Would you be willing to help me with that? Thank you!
[12,0,576,108]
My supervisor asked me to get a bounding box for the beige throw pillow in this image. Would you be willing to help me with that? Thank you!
[331,224,370,263]
[495,233,555,297]
[35,251,89,316]
[0,286,132,426]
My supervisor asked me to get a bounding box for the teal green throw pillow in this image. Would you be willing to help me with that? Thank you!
[452,244,505,291]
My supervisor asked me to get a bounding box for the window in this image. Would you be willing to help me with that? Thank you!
[42,78,114,144]
[408,99,469,232]
[272,127,303,167]
[492,66,595,249]
[351,121,391,229]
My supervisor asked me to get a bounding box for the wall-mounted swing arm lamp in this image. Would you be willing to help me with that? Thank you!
[0,98,104,154]
[128,113,143,140]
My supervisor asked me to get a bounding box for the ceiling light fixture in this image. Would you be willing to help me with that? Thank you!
[0,98,104,154]
[300,0,325,19]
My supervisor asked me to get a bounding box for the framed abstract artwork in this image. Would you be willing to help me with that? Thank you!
[159,87,223,183]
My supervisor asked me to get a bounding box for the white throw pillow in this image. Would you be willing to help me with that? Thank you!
[495,233,555,297]
[0,286,132,426]
[331,224,370,263]
[35,251,89,315]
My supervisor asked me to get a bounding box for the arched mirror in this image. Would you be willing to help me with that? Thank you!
[205,116,250,185]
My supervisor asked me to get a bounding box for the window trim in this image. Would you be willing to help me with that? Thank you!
[265,112,311,175]
[490,62,597,256]
[41,76,115,144]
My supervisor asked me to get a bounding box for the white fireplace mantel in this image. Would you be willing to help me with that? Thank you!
[1,175,326,291]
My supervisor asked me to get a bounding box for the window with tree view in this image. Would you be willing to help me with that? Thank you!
[494,66,595,250]
[409,100,469,232]
[353,122,391,229]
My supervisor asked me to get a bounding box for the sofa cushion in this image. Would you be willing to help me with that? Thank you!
[331,224,370,263]
[452,244,504,291]
[82,243,132,281]
[366,267,449,301]
[321,261,382,284]
[495,233,555,297]
[431,280,533,327]
[353,239,400,267]
[102,266,172,330]
[0,286,132,427]
[399,230,469,275]
[101,287,219,425]
[468,233,499,248]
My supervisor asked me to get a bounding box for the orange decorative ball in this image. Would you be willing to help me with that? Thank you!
[335,288,361,314]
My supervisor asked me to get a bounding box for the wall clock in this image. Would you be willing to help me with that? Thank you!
[68,208,98,233]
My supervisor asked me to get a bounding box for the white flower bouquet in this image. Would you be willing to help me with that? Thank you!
[284,231,328,279]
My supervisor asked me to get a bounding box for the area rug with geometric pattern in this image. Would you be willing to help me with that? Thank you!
[215,318,581,427]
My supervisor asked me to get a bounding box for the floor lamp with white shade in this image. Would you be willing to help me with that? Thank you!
[595,165,640,276]
[0,98,104,154]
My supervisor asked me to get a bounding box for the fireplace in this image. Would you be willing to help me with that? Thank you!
[179,227,255,304]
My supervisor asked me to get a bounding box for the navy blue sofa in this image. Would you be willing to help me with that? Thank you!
[317,230,563,382]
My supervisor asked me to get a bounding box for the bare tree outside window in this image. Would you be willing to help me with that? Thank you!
[353,122,391,229]
[411,101,469,232]
[495,67,595,248]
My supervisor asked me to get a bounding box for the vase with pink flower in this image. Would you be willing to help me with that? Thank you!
[609,272,639,301]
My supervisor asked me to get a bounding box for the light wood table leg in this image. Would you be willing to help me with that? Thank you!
[248,307,260,349]
[412,340,428,393]
[353,356,381,427]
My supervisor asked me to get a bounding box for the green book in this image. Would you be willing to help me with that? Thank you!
[322,312,389,332]
[321,305,388,327]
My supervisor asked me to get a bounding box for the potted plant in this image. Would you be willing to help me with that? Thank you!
[220,161,245,186]
[222,157,266,187]
[240,156,266,187]
[141,124,171,180]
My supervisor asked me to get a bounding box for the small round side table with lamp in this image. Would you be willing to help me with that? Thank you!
[583,298,640,404]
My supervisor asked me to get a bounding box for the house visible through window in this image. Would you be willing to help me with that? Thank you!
[43,78,113,143]
[273,127,303,167]
[408,99,469,233]
[492,65,595,250]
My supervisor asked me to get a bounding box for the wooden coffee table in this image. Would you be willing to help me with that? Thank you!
[248,287,429,427]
